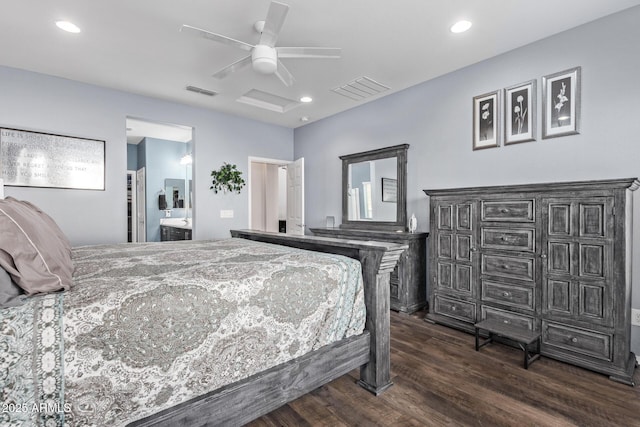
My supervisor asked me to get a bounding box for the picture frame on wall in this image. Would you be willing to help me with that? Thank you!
[542,66,581,139]
[504,79,536,145]
[473,90,501,150]
[0,127,105,190]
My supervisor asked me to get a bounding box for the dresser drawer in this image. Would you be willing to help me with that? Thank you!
[481,254,535,282]
[481,200,535,222]
[481,280,534,311]
[434,295,476,323]
[542,321,611,361]
[481,306,535,330]
[481,227,535,252]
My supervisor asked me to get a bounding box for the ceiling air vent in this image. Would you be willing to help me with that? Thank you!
[332,76,390,101]
[186,85,217,96]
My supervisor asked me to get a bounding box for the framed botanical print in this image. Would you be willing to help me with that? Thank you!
[542,66,581,139]
[473,90,500,150]
[504,79,536,144]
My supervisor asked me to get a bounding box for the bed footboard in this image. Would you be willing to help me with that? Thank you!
[131,230,405,426]
[230,229,406,395]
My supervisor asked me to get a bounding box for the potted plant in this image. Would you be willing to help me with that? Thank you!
[210,162,246,194]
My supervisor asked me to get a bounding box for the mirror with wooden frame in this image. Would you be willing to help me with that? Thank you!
[340,144,408,231]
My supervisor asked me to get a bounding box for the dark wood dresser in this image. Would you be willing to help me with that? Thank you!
[310,227,428,313]
[424,178,638,385]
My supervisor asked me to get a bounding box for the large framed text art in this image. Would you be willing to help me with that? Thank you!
[473,90,501,150]
[542,66,581,139]
[0,128,105,190]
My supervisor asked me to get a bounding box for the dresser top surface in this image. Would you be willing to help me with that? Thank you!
[310,227,428,241]
[424,177,639,197]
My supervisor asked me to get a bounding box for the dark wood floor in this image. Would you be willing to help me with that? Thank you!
[248,311,640,427]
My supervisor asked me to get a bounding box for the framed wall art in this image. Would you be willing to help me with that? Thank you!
[542,66,581,139]
[381,177,397,202]
[504,79,536,144]
[0,128,105,190]
[473,90,501,150]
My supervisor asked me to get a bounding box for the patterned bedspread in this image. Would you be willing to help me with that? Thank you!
[0,238,365,426]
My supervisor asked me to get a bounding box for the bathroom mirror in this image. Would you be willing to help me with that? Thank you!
[164,178,185,209]
[340,144,408,231]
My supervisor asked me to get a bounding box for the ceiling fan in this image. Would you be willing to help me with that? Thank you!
[181,1,341,87]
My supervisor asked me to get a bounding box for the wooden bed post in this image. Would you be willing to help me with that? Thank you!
[356,247,397,395]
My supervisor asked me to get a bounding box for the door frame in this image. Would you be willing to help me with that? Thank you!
[136,167,146,242]
[247,156,291,230]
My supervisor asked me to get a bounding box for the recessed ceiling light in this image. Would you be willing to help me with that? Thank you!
[450,20,472,33]
[56,20,81,33]
[300,116,310,122]
[299,96,313,103]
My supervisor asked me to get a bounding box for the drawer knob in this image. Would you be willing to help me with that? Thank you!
[500,208,509,213]
[503,320,510,324]
[451,306,457,311]
[502,265,510,269]
[571,337,578,343]
[502,291,510,297]
[540,254,547,259]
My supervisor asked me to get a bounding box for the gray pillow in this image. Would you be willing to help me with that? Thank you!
[0,266,24,308]
[0,197,73,295]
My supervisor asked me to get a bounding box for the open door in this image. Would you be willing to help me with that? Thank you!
[286,158,304,235]
[127,171,138,242]
[136,167,146,242]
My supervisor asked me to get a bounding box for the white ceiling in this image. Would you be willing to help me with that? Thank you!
[2,1,639,129]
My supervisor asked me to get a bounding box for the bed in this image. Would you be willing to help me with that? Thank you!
[0,196,406,426]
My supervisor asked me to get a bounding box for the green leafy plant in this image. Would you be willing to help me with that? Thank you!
[210,162,246,194]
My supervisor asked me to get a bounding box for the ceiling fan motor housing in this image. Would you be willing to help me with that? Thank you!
[252,44,278,74]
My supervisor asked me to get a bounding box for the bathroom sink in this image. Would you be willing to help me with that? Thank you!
[160,218,192,229]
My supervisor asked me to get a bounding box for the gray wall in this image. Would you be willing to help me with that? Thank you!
[294,7,640,354]
[0,65,293,245]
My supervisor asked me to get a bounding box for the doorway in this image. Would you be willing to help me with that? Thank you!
[126,117,194,242]
[248,157,304,235]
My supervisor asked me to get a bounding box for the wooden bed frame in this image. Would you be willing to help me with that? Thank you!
[130,230,406,427]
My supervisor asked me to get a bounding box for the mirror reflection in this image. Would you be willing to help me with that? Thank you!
[164,178,192,209]
[347,157,397,222]
[165,178,185,208]
[340,144,408,231]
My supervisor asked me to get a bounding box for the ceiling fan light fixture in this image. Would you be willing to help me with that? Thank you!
[450,20,472,33]
[252,45,278,74]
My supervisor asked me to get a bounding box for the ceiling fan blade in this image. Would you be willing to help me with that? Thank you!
[181,24,254,52]
[259,1,289,47]
[275,60,295,87]
[212,55,252,79]
[276,47,342,59]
